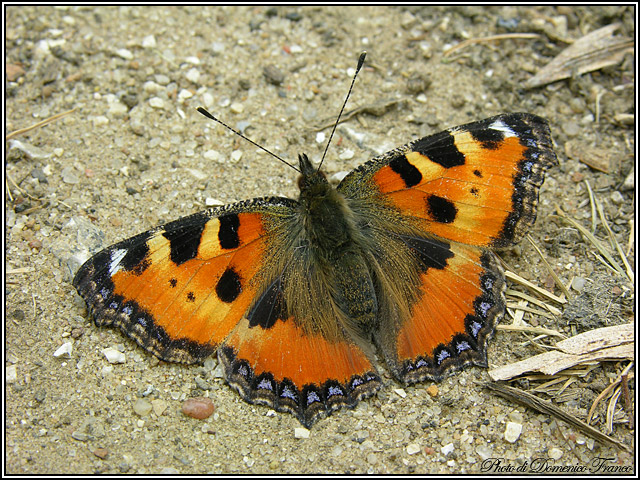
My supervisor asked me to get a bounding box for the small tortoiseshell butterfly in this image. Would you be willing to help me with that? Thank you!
[73,53,557,427]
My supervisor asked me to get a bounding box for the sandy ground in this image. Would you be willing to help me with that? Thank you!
[5,5,635,474]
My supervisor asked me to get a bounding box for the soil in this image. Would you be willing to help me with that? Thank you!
[5,5,635,475]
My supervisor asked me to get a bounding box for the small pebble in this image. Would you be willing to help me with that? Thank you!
[394,388,407,398]
[571,276,586,292]
[263,64,285,85]
[185,68,200,84]
[426,385,438,397]
[9,139,52,160]
[151,399,167,417]
[204,150,224,163]
[93,448,109,459]
[115,48,133,60]
[339,149,354,161]
[441,443,454,456]
[133,398,153,417]
[475,444,492,460]
[53,342,73,358]
[610,191,624,205]
[182,397,215,419]
[71,431,89,442]
[406,443,421,455]
[548,447,563,460]
[230,150,243,163]
[92,115,109,127]
[622,168,634,190]
[6,365,17,384]
[211,41,225,54]
[108,101,128,117]
[102,347,125,364]
[178,89,193,101]
[294,427,310,439]
[141,35,156,48]
[230,102,244,114]
[504,422,522,443]
[61,167,80,184]
[143,81,163,93]
[149,97,165,109]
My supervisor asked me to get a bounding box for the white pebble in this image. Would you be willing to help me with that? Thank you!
[406,443,421,455]
[211,42,225,54]
[316,132,326,144]
[115,48,133,60]
[142,35,156,48]
[91,115,109,127]
[504,422,522,443]
[102,347,126,364]
[204,150,223,162]
[548,447,563,460]
[108,101,128,117]
[201,92,214,109]
[186,168,206,180]
[185,68,200,84]
[205,198,224,207]
[230,150,243,163]
[610,191,624,205]
[178,89,193,102]
[53,342,73,358]
[148,97,165,109]
[230,102,244,114]
[416,93,428,104]
[394,388,407,398]
[339,149,355,160]
[143,81,163,93]
[294,427,310,439]
[441,443,455,456]
[6,365,17,384]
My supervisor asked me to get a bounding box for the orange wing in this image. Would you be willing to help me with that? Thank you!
[340,113,557,248]
[339,113,556,381]
[73,196,380,426]
[373,235,505,382]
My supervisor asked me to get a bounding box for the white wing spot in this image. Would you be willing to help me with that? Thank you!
[489,120,517,138]
[109,248,128,275]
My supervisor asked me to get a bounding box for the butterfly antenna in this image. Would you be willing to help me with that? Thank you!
[317,51,367,172]
[196,106,300,172]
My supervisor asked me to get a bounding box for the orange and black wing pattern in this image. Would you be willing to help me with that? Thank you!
[339,113,557,382]
[73,197,380,427]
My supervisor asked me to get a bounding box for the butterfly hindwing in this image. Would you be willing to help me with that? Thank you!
[374,236,505,382]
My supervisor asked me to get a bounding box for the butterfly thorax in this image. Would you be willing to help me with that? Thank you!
[296,153,378,331]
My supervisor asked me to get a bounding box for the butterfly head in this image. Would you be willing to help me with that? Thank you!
[297,153,329,197]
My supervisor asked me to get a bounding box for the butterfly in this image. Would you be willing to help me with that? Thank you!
[73,54,557,428]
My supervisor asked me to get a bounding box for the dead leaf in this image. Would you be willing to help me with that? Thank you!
[489,323,634,380]
[526,23,633,89]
